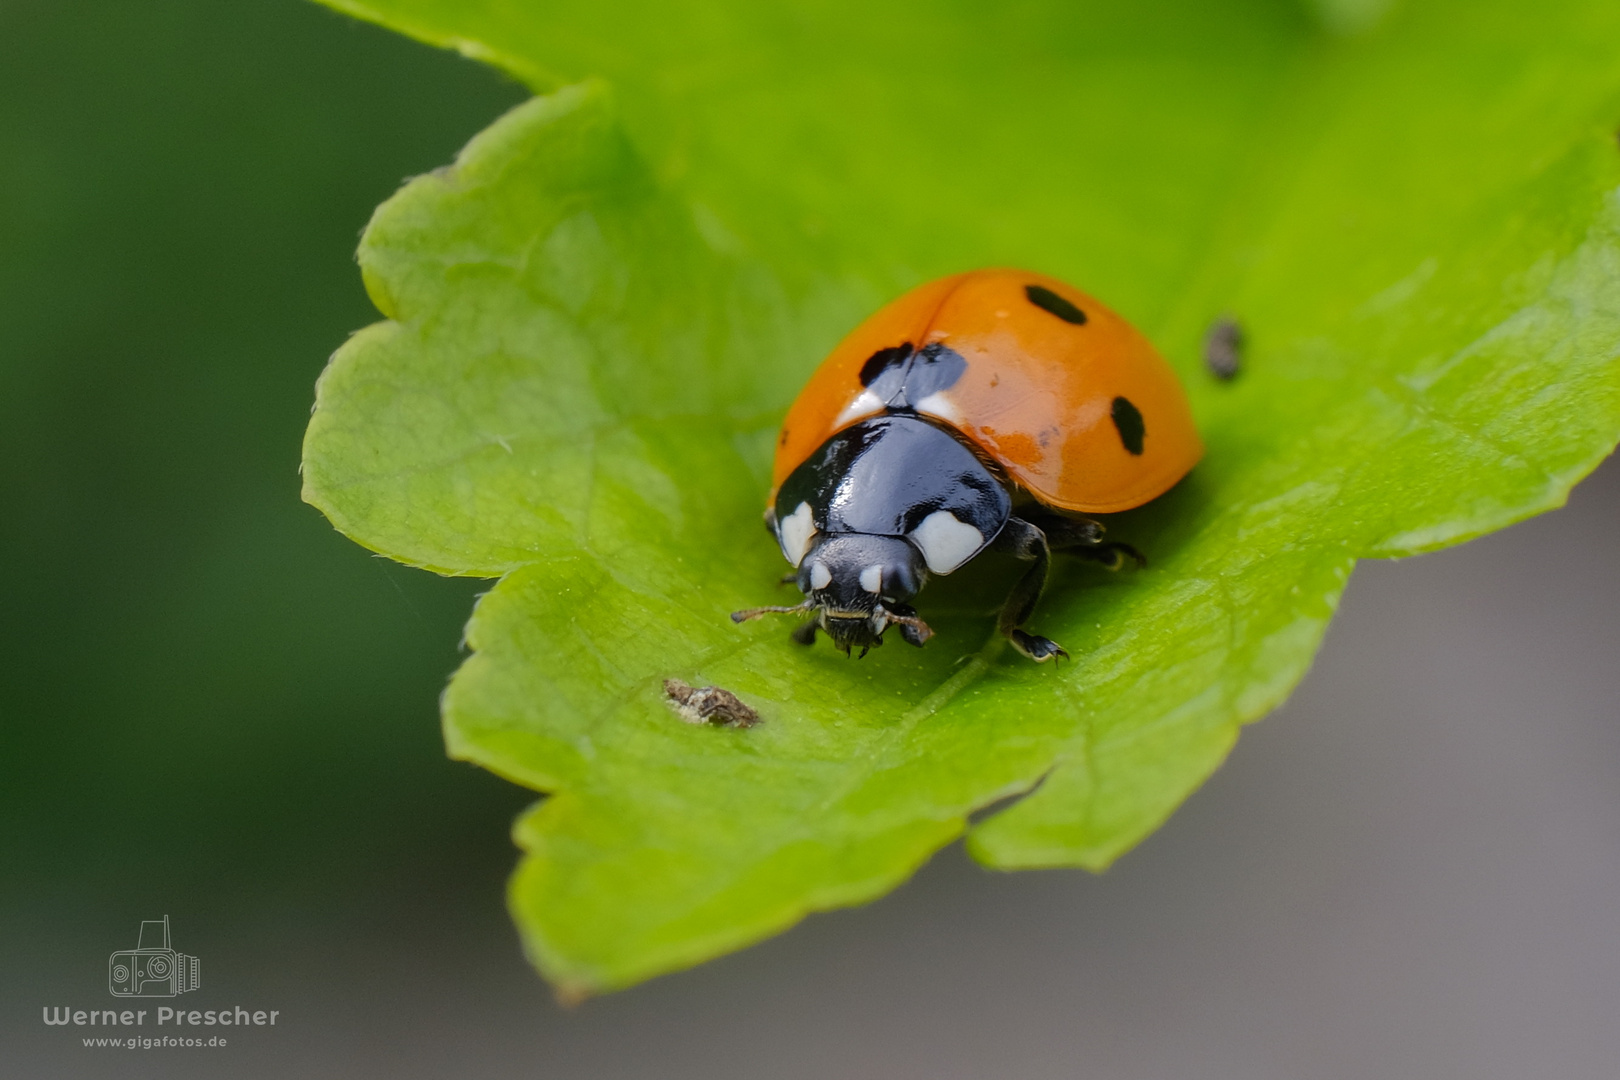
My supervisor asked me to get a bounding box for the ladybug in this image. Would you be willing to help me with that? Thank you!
[732,269,1203,661]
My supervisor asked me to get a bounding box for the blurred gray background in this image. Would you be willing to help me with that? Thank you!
[4,2,1616,1076]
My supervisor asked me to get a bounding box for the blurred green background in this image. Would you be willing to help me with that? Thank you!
[1,0,530,958]
[4,2,1618,1077]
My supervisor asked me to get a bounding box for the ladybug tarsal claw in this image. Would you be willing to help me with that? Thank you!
[1010,630,1067,663]
[1073,540,1146,572]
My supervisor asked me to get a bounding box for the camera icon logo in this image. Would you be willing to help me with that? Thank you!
[108,916,200,997]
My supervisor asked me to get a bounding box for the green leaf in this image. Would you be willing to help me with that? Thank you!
[301,0,1620,994]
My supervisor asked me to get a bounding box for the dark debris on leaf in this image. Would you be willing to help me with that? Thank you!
[663,679,761,728]
[1203,315,1244,381]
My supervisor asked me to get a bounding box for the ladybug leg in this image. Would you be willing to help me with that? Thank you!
[790,619,819,646]
[1070,542,1147,571]
[1034,514,1106,549]
[1026,512,1146,570]
[993,517,1068,663]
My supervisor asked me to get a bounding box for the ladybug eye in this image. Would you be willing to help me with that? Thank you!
[1025,284,1087,325]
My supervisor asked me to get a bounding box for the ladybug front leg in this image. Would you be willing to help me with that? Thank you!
[993,517,1068,663]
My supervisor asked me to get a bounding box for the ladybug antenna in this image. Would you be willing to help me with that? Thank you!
[730,601,814,624]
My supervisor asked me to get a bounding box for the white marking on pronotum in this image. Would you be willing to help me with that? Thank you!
[910,510,984,574]
[859,565,883,594]
[912,391,960,425]
[833,389,885,427]
[809,561,832,590]
[778,501,816,567]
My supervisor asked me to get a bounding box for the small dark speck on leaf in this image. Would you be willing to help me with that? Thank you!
[663,678,760,729]
[1203,315,1244,380]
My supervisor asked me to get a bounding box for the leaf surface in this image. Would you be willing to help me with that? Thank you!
[302,0,1620,992]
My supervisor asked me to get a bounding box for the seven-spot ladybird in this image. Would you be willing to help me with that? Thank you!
[732,269,1203,661]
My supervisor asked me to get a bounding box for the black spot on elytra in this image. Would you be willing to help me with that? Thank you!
[1025,284,1087,325]
[1111,396,1145,455]
[859,344,914,387]
[857,342,967,410]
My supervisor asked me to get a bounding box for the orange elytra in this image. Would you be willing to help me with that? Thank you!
[774,269,1202,512]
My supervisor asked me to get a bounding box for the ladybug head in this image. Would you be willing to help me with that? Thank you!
[732,534,934,657]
